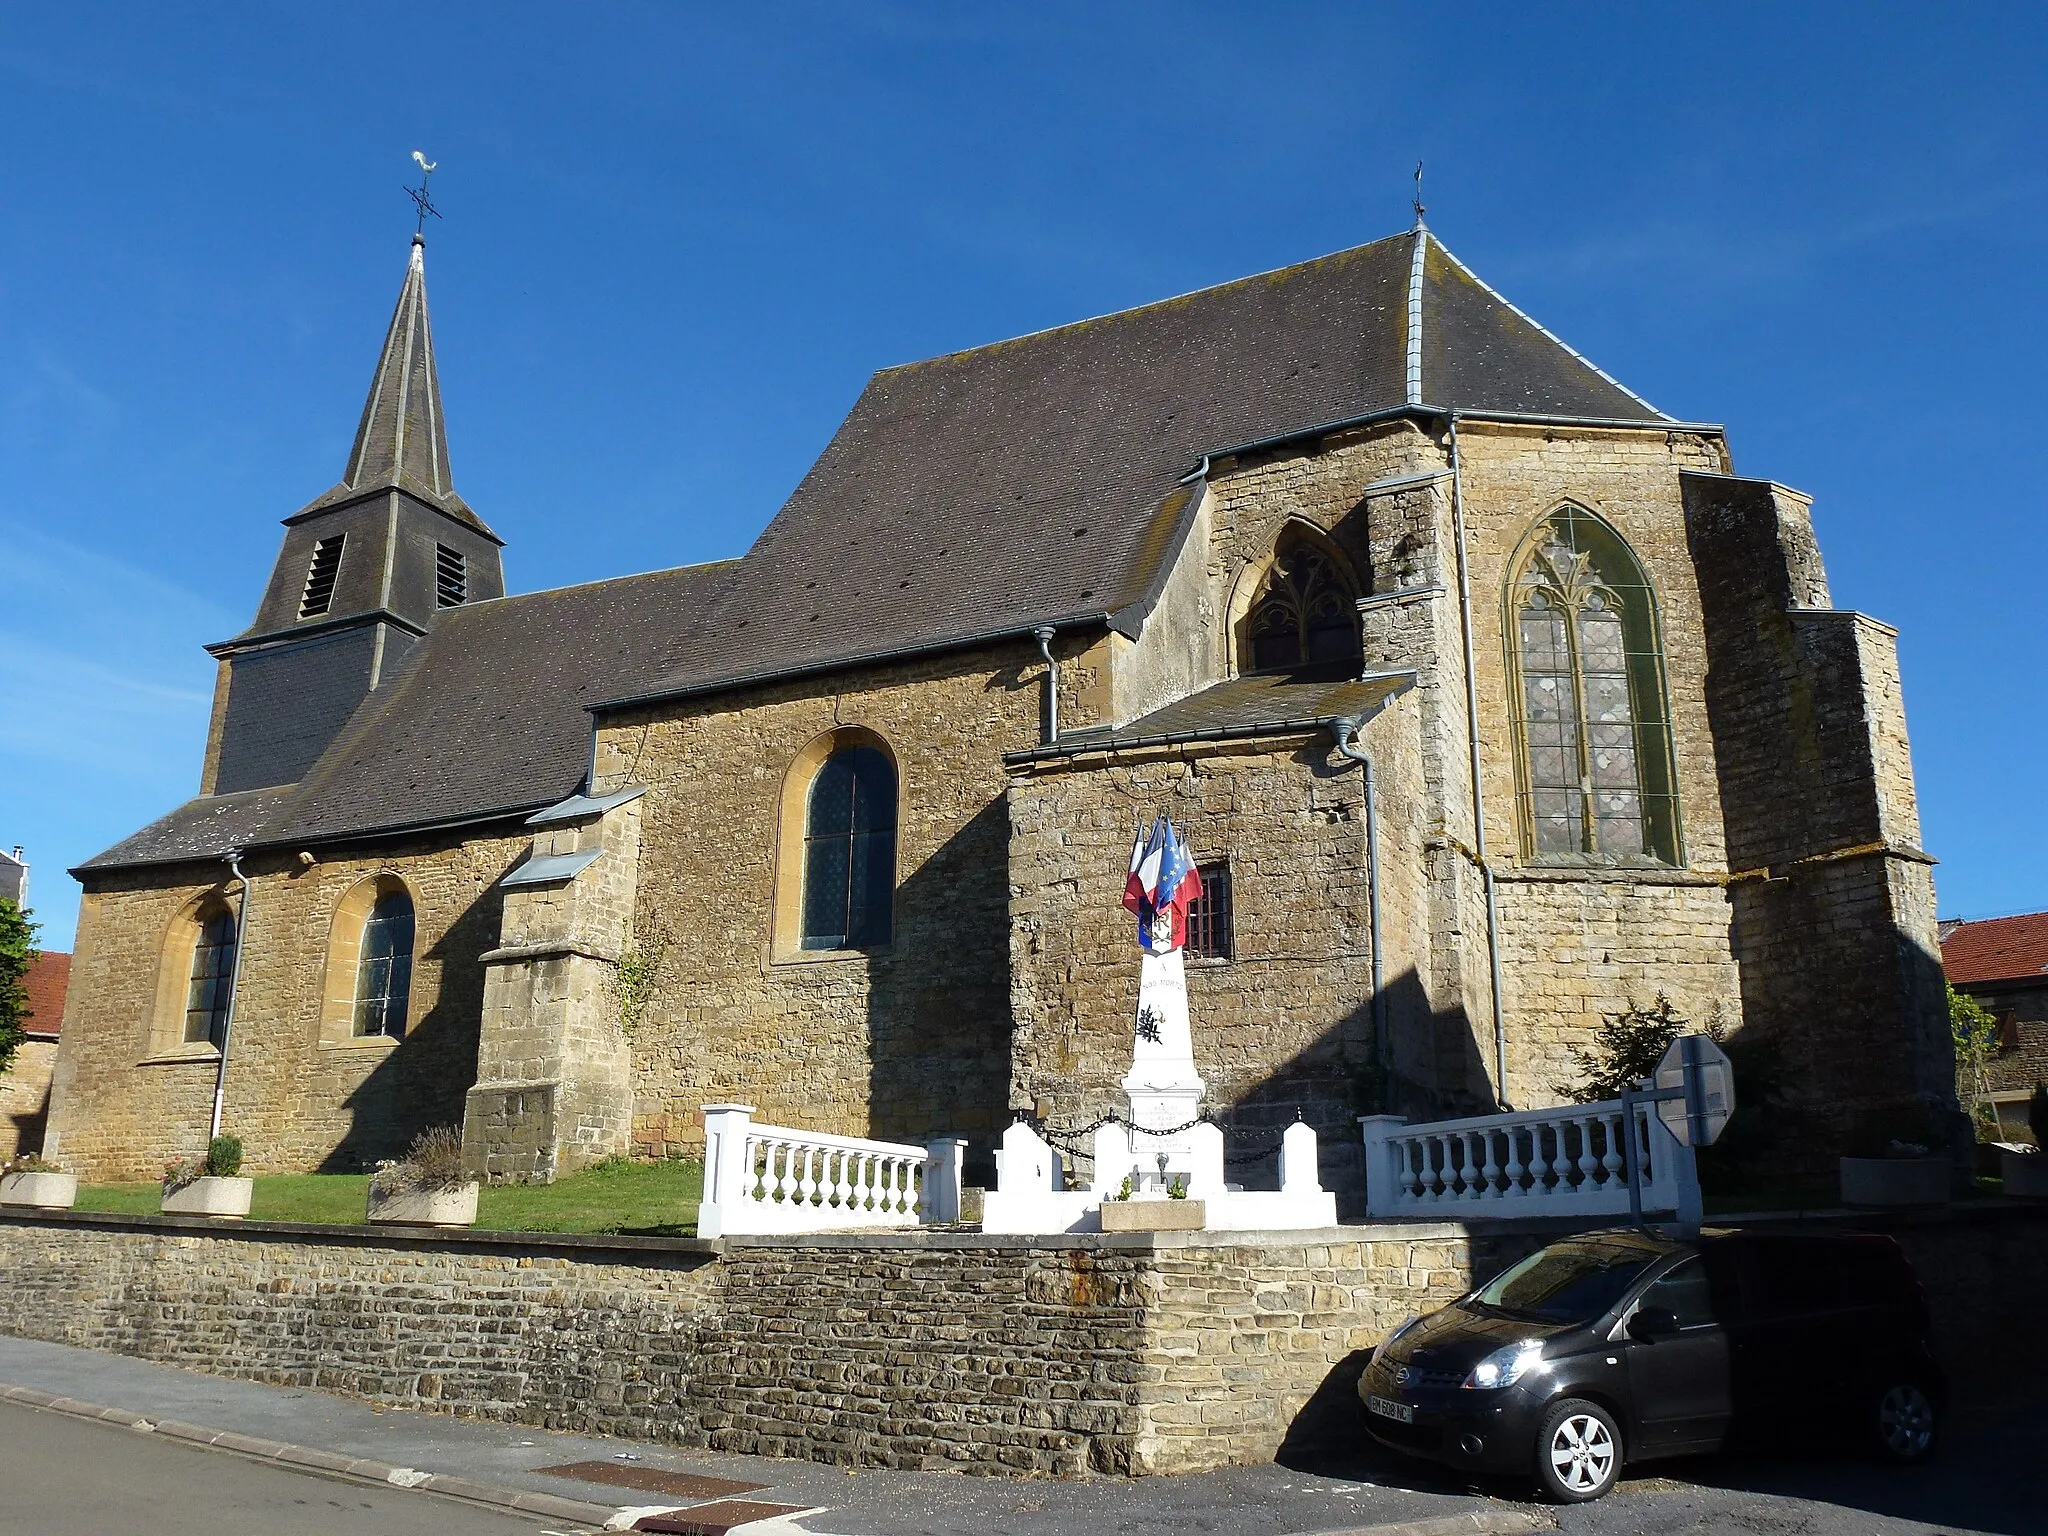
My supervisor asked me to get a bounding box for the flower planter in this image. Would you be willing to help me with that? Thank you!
[1839,1156,1949,1209]
[2002,1150,2048,1200]
[366,1181,480,1228]
[1099,1197,1206,1232]
[161,1175,253,1218]
[0,1172,78,1211]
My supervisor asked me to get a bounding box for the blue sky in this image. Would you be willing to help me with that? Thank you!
[3,3,2044,949]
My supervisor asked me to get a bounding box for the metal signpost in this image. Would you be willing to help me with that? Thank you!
[1620,1033,1736,1230]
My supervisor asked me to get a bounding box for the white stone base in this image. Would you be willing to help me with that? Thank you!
[1839,1156,1949,1208]
[161,1176,253,1218]
[0,1172,77,1210]
[366,1182,481,1227]
[2003,1150,2048,1200]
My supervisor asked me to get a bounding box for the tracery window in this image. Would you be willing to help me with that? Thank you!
[352,890,415,1037]
[801,745,897,950]
[1508,507,1679,864]
[1243,528,1361,672]
[183,907,238,1047]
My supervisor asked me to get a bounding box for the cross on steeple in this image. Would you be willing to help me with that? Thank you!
[404,150,441,237]
[1412,160,1426,228]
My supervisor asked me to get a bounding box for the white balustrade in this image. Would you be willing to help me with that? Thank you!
[698,1105,964,1238]
[1361,1097,1700,1224]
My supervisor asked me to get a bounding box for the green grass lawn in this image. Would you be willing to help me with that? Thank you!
[73,1157,702,1236]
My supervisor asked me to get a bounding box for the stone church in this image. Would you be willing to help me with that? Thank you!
[46,222,1958,1195]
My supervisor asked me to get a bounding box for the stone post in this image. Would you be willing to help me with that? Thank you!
[1280,1120,1322,1195]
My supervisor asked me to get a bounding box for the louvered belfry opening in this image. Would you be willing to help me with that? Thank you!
[298,535,346,618]
[435,543,468,607]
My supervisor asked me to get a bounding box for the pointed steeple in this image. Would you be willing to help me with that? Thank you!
[297,235,492,534]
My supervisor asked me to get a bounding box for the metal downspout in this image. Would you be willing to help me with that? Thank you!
[1447,416,1512,1108]
[1331,717,1386,1075]
[1033,627,1059,745]
[209,849,251,1143]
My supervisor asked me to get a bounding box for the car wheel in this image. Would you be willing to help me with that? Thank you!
[1533,1397,1622,1502]
[1872,1381,1939,1464]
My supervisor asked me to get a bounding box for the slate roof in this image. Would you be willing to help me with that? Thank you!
[1010,666,1415,763]
[293,235,492,536]
[82,225,1675,873]
[1943,911,2048,988]
[623,228,1668,707]
[77,562,735,870]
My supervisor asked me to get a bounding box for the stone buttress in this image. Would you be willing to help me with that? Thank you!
[461,787,644,1182]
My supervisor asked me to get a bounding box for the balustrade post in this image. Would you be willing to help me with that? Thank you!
[922,1137,967,1223]
[698,1103,756,1240]
[1358,1115,1406,1218]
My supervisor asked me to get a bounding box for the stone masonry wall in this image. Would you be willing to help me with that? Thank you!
[1007,699,1431,1204]
[593,637,1064,1160]
[50,828,527,1182]
[0,1037,57,1160]
[3,1209,2040,1476]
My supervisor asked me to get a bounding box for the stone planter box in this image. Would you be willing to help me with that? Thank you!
[1099,1198,1206,1232]
[366,1181,479,1228]
[1839,1156,1949,1209]
[161,1176,253,1218]
[0,1172,77,1211]
[2003,1150,2048,1200]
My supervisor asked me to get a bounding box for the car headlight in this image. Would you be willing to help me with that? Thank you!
[1461,1339,1545,1390]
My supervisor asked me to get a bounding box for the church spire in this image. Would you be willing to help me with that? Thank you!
[343,235,456,508]
[296,233,491,534]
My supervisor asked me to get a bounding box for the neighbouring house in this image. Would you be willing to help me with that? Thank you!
[0,846,25,907]
[4,951,67,1159]
[44,219,1957,1194]
[1942,911,2048,1140]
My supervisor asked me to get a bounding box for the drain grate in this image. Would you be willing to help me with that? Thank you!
[531,1461,768,1500]
[633,1501,810,1534]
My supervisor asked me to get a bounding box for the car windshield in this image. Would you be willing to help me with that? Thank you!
[1469,1240,1661,1325]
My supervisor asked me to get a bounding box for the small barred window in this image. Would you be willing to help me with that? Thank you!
[299,535,345,618]
[435,544,468,607]
[1185,861,1233,961]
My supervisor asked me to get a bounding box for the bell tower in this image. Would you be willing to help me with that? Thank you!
[201,234,504,795]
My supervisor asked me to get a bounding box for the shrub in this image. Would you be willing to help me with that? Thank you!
[370,1125,469,1196]
[1556,994,1690,1103]
[161,1157,202,1195]
[1842,1103,1952,1160]
[0,898,39,1077]
[205,1134,243,1179]
[1,1153,59,1177]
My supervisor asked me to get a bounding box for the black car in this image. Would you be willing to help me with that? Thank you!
[1358,1226,1945,1502]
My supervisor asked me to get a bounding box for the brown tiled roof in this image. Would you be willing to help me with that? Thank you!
[21,951,68,1038]
[1942,911,2048,987]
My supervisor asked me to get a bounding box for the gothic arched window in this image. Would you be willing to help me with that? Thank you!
[802,745,897,950]
[352,889,415,1037]
[1508,507,1679,864]
[183,907,238,1047]
[1243,528,1361,672]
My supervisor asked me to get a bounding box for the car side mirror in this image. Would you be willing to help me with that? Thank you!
[1628,1306,1681,1341]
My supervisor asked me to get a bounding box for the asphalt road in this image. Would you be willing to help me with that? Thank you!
[0,1401,570,1536]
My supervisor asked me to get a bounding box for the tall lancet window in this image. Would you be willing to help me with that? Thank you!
[1507,507,1679,864]
[1243,526,1361,672]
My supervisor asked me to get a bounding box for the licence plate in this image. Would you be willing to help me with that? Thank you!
[1367,1395,1415,1424]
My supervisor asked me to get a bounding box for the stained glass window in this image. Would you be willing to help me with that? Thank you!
[1245,529,1360,672]
[183,908,237,1047]
[353,890,414,1037]
[1508,508,1678,864]
[802,746,897,950]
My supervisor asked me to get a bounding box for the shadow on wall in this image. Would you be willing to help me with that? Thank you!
[7,1084,49,1159]
[318,880,501,1172]
[864,796,1016,1155]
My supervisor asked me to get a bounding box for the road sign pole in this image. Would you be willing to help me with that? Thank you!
[1623,1086,1645,1228]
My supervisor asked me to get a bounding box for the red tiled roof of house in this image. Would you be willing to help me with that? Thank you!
[20,951,68,1038]
[1941,912,2048,987]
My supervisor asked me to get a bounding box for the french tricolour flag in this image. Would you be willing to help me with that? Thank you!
[1122,816,1203,954]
